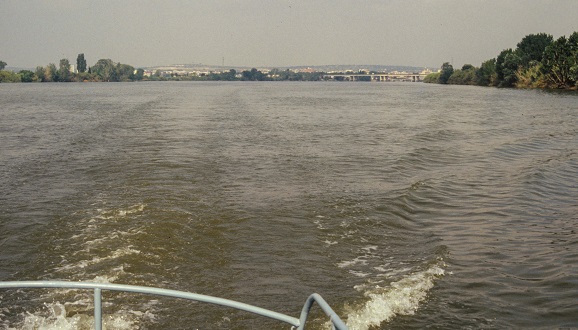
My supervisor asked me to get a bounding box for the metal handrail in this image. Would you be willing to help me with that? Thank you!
[0,281,348,330]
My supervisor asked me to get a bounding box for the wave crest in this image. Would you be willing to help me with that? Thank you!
[346,264,445,330]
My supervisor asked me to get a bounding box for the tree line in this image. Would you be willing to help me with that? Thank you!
[424,31,578,90]
[136,68,324,82]
[0,54,144,83]
[0,54,326,83]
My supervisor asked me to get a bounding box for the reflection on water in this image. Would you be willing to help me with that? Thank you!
[0,82,576,329]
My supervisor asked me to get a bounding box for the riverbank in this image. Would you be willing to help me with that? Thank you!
[424,31,578,91]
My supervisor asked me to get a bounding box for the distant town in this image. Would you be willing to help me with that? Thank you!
[0,57,436,83]
[137,63,431,80]
[138,64,435,82]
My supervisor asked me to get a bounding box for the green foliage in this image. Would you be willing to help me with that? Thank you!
[516,63,546,88]
[222,69,237,81]
[495,49,520,87]
[205,69,237,81]
[439,62,454,84]
[423,72,440,83]
[475,58,496,86]
[46,63,58,82]
[116,63,135,81]
[35,66,46,82]
[59,58,71,82]
[92,59,117,81]
[0,70,20,82]
[571,32,578,86]
[241,68,268,81]
[19,70,35,82]
[448,67,476,85]
[76,72,92,82]
[90,59,137,82]
[77,53,87,73]
[270,69,288,80]
[0,61,6,70]
[134,68,145,81]
[431,31,577,90]
[541,34,578,89]
[516,33,553,68]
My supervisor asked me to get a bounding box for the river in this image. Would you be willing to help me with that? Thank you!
[0,82,576,329]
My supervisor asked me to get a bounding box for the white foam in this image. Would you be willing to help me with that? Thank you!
[91,274,117,283]
[337,256,369,268]
[16,302,137,330]
[349,270,371,278]
[10,204,151,329]
[372,263,391,273]
[313,219,326,229]
[361,245,377,252]
[97,204,146,220]
[55,247,141,272]
[345,264,445,330]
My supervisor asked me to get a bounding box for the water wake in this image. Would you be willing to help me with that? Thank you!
[345,263,445,330]
[17,301,142,330]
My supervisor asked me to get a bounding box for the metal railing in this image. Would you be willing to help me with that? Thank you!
[0,281,348,330]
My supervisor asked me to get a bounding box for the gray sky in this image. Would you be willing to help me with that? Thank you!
[2,0,577,69]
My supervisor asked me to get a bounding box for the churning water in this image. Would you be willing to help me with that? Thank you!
[0,82,576,329]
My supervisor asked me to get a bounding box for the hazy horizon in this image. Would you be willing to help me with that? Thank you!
[2,0,578,70]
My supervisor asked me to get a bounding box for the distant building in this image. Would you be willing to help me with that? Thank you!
[296,67,315,73]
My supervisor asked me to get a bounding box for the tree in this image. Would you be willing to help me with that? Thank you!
[222,69,237,81]
[448,66,476,85]
[134,68,145,81]
[19,70,35,82]
[515,63,545,88]
[475,58,496,86]
[116,63,135,81]
[207,72,221,80]
[45,63,58,82]
[59,58,71,82]
[0,70,20,82]
[35,66,46,82]
[495,49,520,87]
[516,33,553,68]
[569,31,578,86]
[495,49,510,83]
[92,59,117,81]
[423,72,441,83]
[541,34,578,88]
[241,68,266,81]
[439,62,454,84]
[0,61,6,70]
[76,53,87,73]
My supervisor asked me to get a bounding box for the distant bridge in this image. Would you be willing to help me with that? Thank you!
[323,73,429,82]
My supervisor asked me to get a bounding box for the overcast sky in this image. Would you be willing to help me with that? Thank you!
[2,0,578,69]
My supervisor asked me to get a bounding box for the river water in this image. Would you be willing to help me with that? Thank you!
[0,82,576,329]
